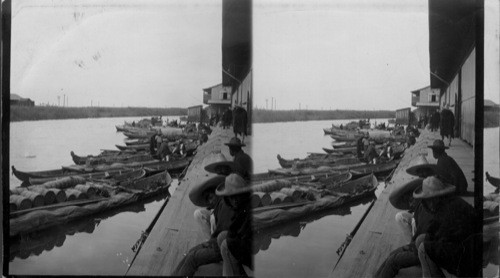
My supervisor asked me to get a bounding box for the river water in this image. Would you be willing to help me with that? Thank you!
[8,116,181,276]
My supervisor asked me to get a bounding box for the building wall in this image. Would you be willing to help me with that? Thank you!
[460,48,475,144]
[232,69,252,112]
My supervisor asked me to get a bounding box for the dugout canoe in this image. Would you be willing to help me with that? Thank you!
[268,162,366,176]
[116,144,150,151]
[28,168,137,185]
[330,133,364,142]
[62,157,192,174]
[486,172,500,188]
[277,154,360,169]
[349,160,399,179]
[322,148,346,155]
[12,166,82,183]
[10,171,172,236]
[253,174,378,230]
[70,150,152,165]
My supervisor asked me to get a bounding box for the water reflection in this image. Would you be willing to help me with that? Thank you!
[10,191,170,262]
[254,195,375,254]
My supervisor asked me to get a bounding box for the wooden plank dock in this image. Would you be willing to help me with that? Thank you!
[330,129,475,277]
[127,127,249,276]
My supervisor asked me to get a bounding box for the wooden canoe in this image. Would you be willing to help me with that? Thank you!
[349,160,399,179]
[70,150,152,165]
[486,172,500,188]
[62,157,192,174]
[12,166,81,183]
[116,144,150,151]
[277,154,360,169]
[253,174,378,230]
[330,133,364,142]
[28,168,136,185]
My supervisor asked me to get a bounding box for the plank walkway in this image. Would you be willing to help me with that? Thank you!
[127,127,250,276]
[330,129,475,278]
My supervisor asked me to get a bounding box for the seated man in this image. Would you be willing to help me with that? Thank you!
[171,176,234,276]
[225,137,253,181]
[215,174,253,277]
[375,156,438,278]
[363,141,378,164]
[414,176,479,277]
[428,139,468,194]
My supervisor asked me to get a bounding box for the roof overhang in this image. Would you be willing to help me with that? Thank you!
[222,0,251,88]
[428,0,479,89]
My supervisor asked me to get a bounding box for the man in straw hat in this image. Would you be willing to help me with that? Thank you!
[375,156,439,278]
[428,139,468,194]
[225,137,253,181]
[171,175,234,276]
[413,176,478,277]
[215,173,253,276]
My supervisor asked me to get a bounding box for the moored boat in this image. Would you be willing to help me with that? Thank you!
[10,171,172,236]
[252,174,378,230]
[70,150,152,165]
[349,160,399,179]
[12,166,81,183]
[28,168,136,185]
[277,154,360,169]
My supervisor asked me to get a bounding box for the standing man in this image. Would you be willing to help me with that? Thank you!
[428,140,468,194]
[225,137,252,181]
[440,108,455,146]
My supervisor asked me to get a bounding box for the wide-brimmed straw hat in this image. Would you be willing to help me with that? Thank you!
[189,175,225,207]
[427,139,449,150]
[204,153,237,175]
[389,178,423,210]
[406,155,438,177]
[224,137,246,147]
[413,176,455,199]
[216,173,251,196]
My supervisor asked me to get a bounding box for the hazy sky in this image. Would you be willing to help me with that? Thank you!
[11,0,499,109]
[254,0,499,110]
[11,0,222,108]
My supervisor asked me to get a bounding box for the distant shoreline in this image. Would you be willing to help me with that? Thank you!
[10,106,187,122]
[252,108,395,123]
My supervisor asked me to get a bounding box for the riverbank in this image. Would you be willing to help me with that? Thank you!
[126,127,250,276]
[330,128,475,277]
[252,108,394,123]
[10,106,186,122]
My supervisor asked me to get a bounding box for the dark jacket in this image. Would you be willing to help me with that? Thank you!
[440,109,455,138]
[233,150,253,181]
[211,198,234,239]
[423,196,478,277]
[436,153,468,194]
[233,107,248,136]
[226,199,253,269]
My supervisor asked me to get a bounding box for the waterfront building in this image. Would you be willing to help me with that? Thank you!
[10,94,34,107]
[410,85,440,121]
[428,0,478,144]
[203,83,232,120]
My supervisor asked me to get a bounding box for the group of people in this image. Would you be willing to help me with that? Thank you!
[149,131,186,162]
[356,134,395,164]
[172,137,253,276]
[375,139,476,277]
[425,108,456,147]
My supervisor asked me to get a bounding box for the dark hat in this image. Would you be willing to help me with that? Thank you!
[225,137,246,147]
[204,153,237,175]
[406,155,438,177]
[413,176,455,199]
[389,178,424,210]
[427,139,449,150]
[189,175,225,207]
